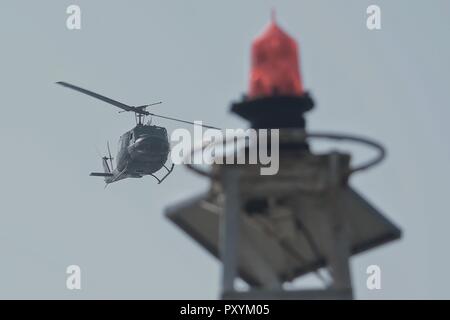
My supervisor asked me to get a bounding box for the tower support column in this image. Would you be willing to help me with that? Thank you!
[220,167,241,295]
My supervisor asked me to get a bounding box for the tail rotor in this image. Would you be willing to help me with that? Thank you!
[106,141,114,171]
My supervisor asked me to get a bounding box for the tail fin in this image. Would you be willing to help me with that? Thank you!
[90,172,114,177]
[91,144,115,183]
[90,156,114,181]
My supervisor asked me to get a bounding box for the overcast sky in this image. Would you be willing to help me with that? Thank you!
[0,0,449,299]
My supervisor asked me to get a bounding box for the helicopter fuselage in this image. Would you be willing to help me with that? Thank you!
[108,124,170,182]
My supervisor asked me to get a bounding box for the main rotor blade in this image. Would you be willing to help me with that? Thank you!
[56,81,134,113]
[148,112,221,130]
[135,101,162,109]
[56,82,218,129]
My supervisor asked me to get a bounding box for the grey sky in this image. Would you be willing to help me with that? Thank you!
[0,0,449,299]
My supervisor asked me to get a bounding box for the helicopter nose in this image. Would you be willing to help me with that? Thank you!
[134,136,152,151]
[130,136,167,162]
[132,136,168,155]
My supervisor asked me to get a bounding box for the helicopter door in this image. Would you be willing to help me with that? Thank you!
[116,132,131,168]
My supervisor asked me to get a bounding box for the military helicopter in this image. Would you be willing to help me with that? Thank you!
[57,81,220,185]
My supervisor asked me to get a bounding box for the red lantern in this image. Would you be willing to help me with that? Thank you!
[248,13,304,99]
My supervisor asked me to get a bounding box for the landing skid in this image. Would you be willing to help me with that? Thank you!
[150,164,175,184]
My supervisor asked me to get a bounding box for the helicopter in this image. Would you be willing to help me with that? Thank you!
[56,81,220,185]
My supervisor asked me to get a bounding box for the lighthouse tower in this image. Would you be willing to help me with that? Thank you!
[165,13,401,300]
